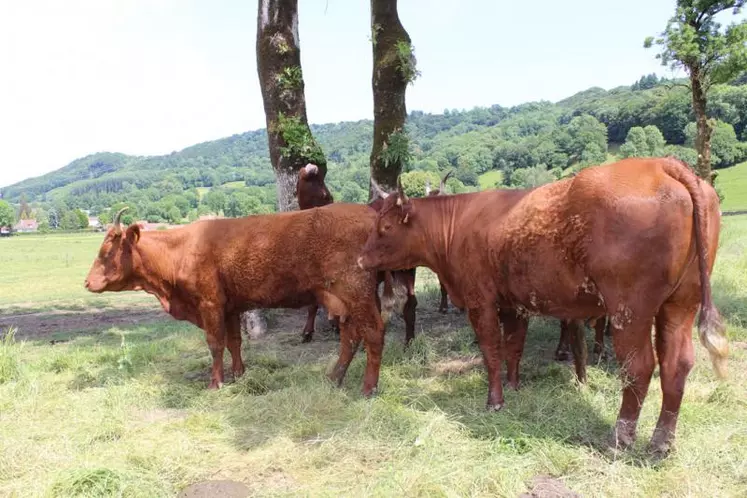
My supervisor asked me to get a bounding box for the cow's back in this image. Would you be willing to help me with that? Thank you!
[487,158,720,319]
[185,203,377,310]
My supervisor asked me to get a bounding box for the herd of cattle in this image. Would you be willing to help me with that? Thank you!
[83,156,729,456]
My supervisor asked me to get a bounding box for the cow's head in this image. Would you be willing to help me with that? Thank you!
[295,163,333,209]
[358,177,419,271]
[84,207,142,293]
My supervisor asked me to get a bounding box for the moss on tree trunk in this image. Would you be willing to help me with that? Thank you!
[369,0,417,197]
[689,66,714,185]
[256,0,326,211]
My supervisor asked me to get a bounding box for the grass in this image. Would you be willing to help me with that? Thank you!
[0,232,153,314]
[195,186,210,200]
[717,160,747,212]
[477,170,503,190]
[0,217,746,497]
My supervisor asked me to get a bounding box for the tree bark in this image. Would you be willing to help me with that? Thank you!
[246,0,326,337]
[257,0,326,211]
[369,0,416,198]
[689,65,714,184]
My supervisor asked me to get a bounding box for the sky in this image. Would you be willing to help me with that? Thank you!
[0,0,696,187]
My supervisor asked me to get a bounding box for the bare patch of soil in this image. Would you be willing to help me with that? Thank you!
[0,305,171,340]
[519,475,581,498]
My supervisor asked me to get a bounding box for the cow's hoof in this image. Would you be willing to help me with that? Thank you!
[609,419,637,450]
[647,428,674,459]
[301,333,313,344]
[362,386,378,398]
[554,350,571,362]
[207,381,224,390]
[486,402,503,412]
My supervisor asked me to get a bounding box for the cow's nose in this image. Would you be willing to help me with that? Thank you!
[84,279,90,289]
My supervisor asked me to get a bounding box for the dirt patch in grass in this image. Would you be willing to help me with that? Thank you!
[0,306,171,340]
[519,475,581,498]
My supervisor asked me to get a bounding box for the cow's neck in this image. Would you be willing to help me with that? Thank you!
[130,232,183,306]
[410,196,465,273]
[411,189,531,275]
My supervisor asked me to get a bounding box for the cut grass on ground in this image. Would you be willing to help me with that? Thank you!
[0,217,745,497]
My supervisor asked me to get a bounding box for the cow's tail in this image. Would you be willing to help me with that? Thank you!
[380,271,396,325]
[664,158,728,379]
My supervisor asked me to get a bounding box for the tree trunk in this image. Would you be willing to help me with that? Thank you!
[369,0,416,198]
[246,0,326,338]
[257,0,326,211]
[689,65,714,184]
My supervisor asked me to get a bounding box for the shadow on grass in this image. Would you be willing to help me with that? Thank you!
[21,305,669,467]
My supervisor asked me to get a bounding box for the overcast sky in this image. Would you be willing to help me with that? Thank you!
[1,0,692,187]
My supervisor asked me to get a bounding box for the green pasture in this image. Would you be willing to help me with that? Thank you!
[0,217,745,497]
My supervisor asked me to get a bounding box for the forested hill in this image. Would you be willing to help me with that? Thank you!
[3,74,747,227]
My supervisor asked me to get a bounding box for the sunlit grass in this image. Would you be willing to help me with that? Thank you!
[0,217,745,497]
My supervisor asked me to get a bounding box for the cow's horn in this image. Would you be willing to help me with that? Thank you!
[397,176,409,203]
[440,171,453,195]
[370,177,389,199]
[113,207,129,234]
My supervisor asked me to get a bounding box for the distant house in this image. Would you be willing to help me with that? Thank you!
[134,220,178,231]
[88,216,101,228]
[13,219,38,233]
[0,226,10,237]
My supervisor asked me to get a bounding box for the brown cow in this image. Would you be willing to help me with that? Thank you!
[295,163,418,345]
[358,157,728,455]
[85,204,391,396]
[294,164,340,342]
[425,171,456,314]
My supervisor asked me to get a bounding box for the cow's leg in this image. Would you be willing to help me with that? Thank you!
[327,319,360,388]
[610,316,656,450]
[403,270,418,347]
[500,308,528,390]
[555,319,571,361]
[201,307,227,389]
[593,317,608,360]
[438,280,448,314]
[301,304,317,343]
[649,303,697,456]
[359,302,385,397]
[467,304,504,411]
[225,311,245,379]
[568,320,588,383]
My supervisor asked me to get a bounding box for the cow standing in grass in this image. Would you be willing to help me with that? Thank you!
[357,157,728,455]
[295,163,421,345]
[85,205,392,395]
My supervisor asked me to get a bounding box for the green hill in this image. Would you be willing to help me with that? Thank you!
[2,76,746,225]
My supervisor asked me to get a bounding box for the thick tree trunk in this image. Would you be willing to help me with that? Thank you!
[246,0,326,338]
[257,0,326,211]
[369,0,416,198]
[689,66,714,185]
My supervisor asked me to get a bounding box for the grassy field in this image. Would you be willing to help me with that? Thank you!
[1,218,746,497]
[0,232,153,315]
[477,169,503,190]
[717,160,747,212]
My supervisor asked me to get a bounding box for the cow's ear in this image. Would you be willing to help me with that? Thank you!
[125,224,141,244]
